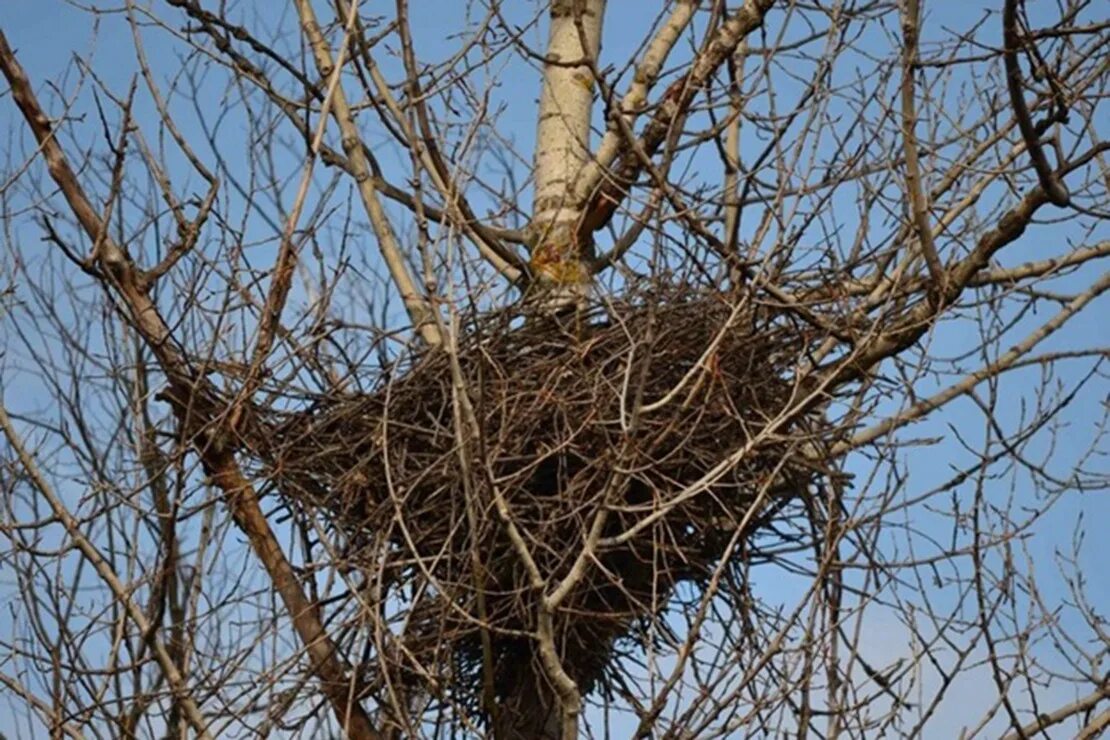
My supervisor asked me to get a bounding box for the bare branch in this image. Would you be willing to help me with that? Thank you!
[1004,0,1070,206]
[899,0,946,293]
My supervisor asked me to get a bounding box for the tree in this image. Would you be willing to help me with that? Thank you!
[0,0,1107,737]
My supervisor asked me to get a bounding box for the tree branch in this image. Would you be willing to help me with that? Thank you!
[1003,0,1070,207]
[899,0,946,293]
[576,0,774,239]
[0,31,384,739]
[293,0,441,346]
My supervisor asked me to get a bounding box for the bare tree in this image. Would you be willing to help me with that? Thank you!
[1,1,1107,738]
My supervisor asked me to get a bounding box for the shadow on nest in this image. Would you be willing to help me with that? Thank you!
[253,285,841,727]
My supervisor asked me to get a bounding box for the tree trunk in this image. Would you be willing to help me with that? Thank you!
[500,3,608,733]
[527,0,606,312]
[493,669,563,740]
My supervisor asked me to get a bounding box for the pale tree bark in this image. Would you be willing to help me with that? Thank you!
[293,0,442,347]
[505,1,607,733]
[527,0,606,311]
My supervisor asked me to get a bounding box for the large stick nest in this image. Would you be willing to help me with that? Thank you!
[253,287,840,718]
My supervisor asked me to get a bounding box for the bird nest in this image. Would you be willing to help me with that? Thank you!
[252,286,839,720]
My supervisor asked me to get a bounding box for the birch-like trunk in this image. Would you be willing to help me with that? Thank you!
[528,0,606,311]
[499,4,608,733]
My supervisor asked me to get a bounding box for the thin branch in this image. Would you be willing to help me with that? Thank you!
[0,32,384,739]
[0,402,214,740]
[839,269,1110,452]
[249,0,360,374]
[1001,684,1110,740]
[293,0,441,346]
[899,0,946,293]
[576,0,774,239]
[1003,0,1069,206]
